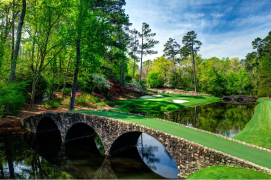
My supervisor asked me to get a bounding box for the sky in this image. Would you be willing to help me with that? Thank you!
[124,0,271,61]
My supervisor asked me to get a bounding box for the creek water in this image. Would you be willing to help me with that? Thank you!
[0,132,178,179]
[132,102,257,138]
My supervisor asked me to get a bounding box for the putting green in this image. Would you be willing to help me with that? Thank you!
[71,110,271,169]
[113,95,221,112]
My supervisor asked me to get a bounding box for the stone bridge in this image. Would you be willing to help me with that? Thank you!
[221,96,258,104]
[20,112,270,178]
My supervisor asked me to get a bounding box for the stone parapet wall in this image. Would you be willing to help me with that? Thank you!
[20,112,271,179]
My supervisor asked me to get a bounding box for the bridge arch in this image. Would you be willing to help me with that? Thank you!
[109,131,179,179]
[65,122,95,142]
[36,116,59,133]
[108,131,178,166]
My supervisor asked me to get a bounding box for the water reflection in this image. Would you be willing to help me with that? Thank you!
[133,102,257,138]
[0,131,178,179]
[137,133,179,179]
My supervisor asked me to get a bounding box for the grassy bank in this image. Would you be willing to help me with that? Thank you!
[187,166,271,179]
[234,98,271,149]
[113,94,221,112]
[70,110,271,169]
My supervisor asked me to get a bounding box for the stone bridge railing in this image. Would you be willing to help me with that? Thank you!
[19,112,271,178]
[221,96,258,104]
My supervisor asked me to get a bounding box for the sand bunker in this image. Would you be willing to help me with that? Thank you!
[140,95,155,99]
[153,95,164,97]
[173,100,189,103]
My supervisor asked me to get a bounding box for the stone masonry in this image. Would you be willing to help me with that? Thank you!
[20,112,271,179]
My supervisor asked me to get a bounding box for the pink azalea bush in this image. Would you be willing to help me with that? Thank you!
[157,88,204,96]
[93,92,106,99]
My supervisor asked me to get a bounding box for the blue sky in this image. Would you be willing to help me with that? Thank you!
[125,0,271,60]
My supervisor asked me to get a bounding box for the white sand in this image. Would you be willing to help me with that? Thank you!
[140,95,155,99]
[153,95,164,97]
[173,99,189,103]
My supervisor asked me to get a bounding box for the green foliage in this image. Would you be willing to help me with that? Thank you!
[104,100,115,107]
[43,99,61,109]
[258,55,271,97]
[0,81,27,117]
[63,87,72,95]
[74,93,101,106]
[146,70,163,88]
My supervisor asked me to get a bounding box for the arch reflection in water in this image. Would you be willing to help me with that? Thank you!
[64,122,105,178]
[36,117,62,158]
[110,132,178,179]
[137,133,179,179]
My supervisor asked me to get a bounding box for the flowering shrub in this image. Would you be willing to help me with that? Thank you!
[92,74,113,92]
[93,92,106,99]
[109,79,125,96]
[156,88,204,96]
[128,78,143,92]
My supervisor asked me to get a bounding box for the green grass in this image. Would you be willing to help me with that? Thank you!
[187,166,271,179]
[69,110,271,169]
[113,94,221,112]
[234,98,271,149]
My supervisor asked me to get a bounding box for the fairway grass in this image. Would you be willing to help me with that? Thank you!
[187,166,271,179]
[234,98,271,149]
[70,110,271,169]
[113,95,221,112]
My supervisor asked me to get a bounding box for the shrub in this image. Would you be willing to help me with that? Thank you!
[93,92,106,99]
[105,100,115,107]
[63,88,72,95]
[92,74,113,92]
[43,99,61,109]
[109,79,124,96]
[97,102,106,108]
[146,70,163,88]
[0,81,27,117]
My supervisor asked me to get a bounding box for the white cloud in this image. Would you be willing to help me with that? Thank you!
[125,0,271,61]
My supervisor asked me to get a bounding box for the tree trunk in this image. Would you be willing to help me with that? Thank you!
[69,39,81,111]
[133,57,136,78]
[62,58,71,98]
[57,57,62,91]
[122,57,125,86]
[140,34,143,84]
[9,0,26,83]
[192,42,197,92]
[120,60,122,85]
[30,78,37,109]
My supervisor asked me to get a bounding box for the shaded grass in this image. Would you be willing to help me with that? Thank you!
[69,111,271,169]
[187,166,271,179]
[234,98,271,149]
[113,95,221,112]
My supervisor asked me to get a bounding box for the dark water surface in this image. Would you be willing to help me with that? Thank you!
[0,132,178,179]
[132,102,257,138]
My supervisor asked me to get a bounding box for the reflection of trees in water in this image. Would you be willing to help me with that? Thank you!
[94,132,105,156]
[142,102,257,137]
[137,135,160,171]
[0,135,72,179]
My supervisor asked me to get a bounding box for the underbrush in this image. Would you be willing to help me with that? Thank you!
[59,93,115,109]
[43,98,62,109]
